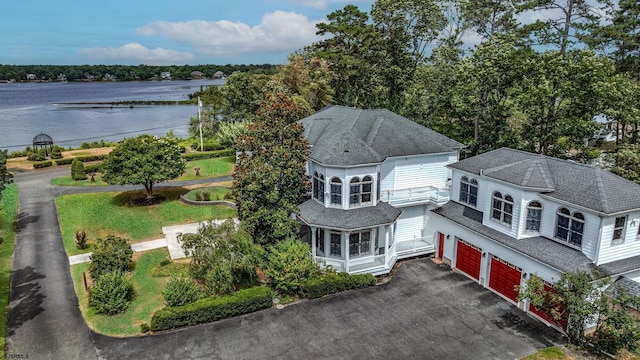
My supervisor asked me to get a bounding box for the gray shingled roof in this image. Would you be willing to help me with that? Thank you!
[298,199,402,231]
[448,148,640,215]
[298,106,465,166]
[610,276,640,298]
[432,201,601,274]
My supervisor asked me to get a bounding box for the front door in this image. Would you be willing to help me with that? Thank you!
[437,232,444,259]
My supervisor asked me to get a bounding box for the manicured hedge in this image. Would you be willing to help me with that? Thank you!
[84,163,102,173]
[300,272,377,299]
[55,154,108,166]
[190,140,224,152]
[33,161,53,169]
[180,149,235,161]
[150,286,272,331]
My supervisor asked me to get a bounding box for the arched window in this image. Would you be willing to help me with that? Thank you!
[491,192,513,225]
[312,171,325,203]
[460,176,478,206]
[361,176,373,203]
[555,208,584,247]
[330,177,342,205]
[526,201,543,232]
[350,177,361,205]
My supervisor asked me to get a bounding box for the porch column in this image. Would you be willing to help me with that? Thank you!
[344,231,350,273]
[384,225,389,266]
[311,226,317,258]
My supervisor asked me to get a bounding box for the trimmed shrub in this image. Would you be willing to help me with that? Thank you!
[84,163,102,174]
[75,230,88,250]
[32,161,52,169]
[89,271,134,315]
[266,238,319,295]
[51,147,63,159]
[163,277,201,307]
[204,264,235,296]
[300,272,377,299]
[71,158,86,180]
[150,286,272,331]
[89,235,133,281]
[180,149,234,161]
[54,158,73,165]
[190,140,224,152]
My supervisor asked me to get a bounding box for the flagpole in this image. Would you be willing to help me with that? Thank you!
[198,96,204,152]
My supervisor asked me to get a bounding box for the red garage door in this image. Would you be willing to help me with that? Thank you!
[455,239,481,280]
[529,283,568,330]
[488,255,522,303]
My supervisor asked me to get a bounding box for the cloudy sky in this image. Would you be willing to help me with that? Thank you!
[2,0,373,66]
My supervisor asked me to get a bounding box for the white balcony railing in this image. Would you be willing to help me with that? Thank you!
[380,186,449,205]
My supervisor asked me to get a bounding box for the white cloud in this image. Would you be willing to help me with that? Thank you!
[79,43,196,65]
[288,0,371,10]
[137,11,321,59]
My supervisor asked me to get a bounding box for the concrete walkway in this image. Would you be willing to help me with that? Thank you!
[68,219,238,265]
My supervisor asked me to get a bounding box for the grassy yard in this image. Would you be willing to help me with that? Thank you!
[174,156,235,181]
[183,186,231,201]
[0,185,19,359]
[50,156,235,186]
[71,248,170,336]
[56,186,236,256]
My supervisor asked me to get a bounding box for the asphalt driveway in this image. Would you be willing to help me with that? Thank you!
[6,168,562,360]
[94,259,562,360]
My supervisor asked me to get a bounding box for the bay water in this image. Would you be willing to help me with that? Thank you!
[0,79,223,151]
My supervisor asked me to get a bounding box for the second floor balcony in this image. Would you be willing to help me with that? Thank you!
[380,186,450,206]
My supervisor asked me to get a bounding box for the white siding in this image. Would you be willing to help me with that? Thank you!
[596,211,640,265]
[431,213,563,285]
[450,170,487,211]
[382,153,452,191]
[395,205,425,242]
[482,182,521,238]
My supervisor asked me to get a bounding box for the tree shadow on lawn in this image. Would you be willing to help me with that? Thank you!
[110,187,188,207]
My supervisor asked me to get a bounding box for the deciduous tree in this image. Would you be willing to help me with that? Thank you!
[102,135,186,200]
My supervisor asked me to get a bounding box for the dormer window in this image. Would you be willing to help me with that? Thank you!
[330,177,342,205]
[526,201,542,232]
[460,176,478,207]
[312,172,325,203]
[491,191,513,225]
[555,207,584,247]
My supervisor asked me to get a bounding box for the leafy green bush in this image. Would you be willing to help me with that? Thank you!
[89,235,133,281]
[180,149,234,161]
[266,238,319,295]
[54,158,73,165]
[84,163,102,174]
[190,140,224,152]
[300,272,377,299]
[71,158,86,180]
[51,147,63,159]
[205,264,235,296]
[163,277,201,307]
[150,286,272,331]
[32,161,52,169]
[74,230,88,250]
[89,271,134,315]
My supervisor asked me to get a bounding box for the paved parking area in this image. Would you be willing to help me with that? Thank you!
[94,258,563,360]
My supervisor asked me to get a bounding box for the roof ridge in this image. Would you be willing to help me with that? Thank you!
[594,167,611,214]
[365,116,385,145]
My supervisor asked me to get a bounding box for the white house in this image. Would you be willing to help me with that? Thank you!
[297,106,464,275]
[431,147,640,328]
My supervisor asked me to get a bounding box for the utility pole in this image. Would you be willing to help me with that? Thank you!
[198,96,204,152]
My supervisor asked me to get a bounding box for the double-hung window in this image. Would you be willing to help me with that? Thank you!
[525,201,542,232]
[555,208,584,247]
[330,177,342,206]
[460,176,478,206]
[491,191,513,225]
[349,231,371,257]
[312,172,325,203]
[612,216,627,245]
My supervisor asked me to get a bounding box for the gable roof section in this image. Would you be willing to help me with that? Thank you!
[299,106,465,166]
[449,148,640,215]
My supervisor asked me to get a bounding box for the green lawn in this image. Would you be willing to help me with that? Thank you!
[71,248,170,336]
[56,186,236,256]
[51,156,235,186]
[175,156,235,181]
[0,185,19,359]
